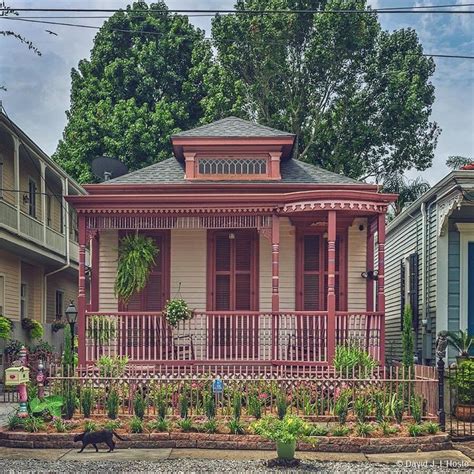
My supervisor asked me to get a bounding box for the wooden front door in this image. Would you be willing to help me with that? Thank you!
[208,230,258,359]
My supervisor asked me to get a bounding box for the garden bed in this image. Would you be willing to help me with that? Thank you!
[0,430,451,453]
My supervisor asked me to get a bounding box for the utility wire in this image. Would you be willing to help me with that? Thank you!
[2,16,473,59]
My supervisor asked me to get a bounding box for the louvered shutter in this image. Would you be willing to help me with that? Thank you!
[303,235,320,311]
[409,252,419,330]
[400,259,406,330]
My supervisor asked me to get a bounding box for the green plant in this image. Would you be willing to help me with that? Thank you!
[24,416,45,433]
[97,355,129,377]
[133,391,146,420]
[204,392,216,420]
[201,418,218,434]
[408,423,425,437]
[373,391,385,423]
[6,412,23,431]
[410,395,423,424]
[228,417,245,435]
[87,316,118,345]
[252,415,309,444]
[179,392,189,419]
[305,424,329,436]
[62,324,75,371]
[378,420,398,436]
[3,339,22,359]
[402,305,415,376]
[84,420,97,432]
[331,425,351,437]
[63,386,76,420]
[386,393,404,424]
[28,395,64,419]
[163,298,193,328]
[51,320,66,333]
[276,392,287,420]
[130,416,143,433]
[334,390,350,425]
[81,388,94,418]
[333,344,377,377]
[232,392,241,420]
[354,396,370,423]
[21,318,44,340]
[52,417,67,433]
[423,421,439,434]
[449,358,474,404]
[103,420,121,431]
[355,422,374,438]
[0,315,12,339]
[248,393,262,419]
[446,329,473,357]
[178,418,193,432]
[154,394,167,421]
[147,418,170,432]
[106,389,120,419]
[115,234,158,303]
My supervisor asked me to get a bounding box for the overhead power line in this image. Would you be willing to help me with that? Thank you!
[2,16,473,59]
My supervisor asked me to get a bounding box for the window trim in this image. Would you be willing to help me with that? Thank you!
[20,282,28,319]
[55,289,64,321]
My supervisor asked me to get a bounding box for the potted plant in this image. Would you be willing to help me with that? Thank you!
[21,318,44,340]
[164,298,193,328]
[0,315,12,340]
[251,415,308,460]
[450,358,474,421]
[447,330,473,361]
[51,320,66,333]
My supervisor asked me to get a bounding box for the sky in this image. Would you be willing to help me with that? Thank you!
[0,0,473,185]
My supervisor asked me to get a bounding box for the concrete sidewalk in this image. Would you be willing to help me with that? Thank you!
[0,446,472,467]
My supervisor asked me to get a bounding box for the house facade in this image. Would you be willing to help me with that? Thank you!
[385,169,474,365]
[0,110,84,359]
[67,117,396,371]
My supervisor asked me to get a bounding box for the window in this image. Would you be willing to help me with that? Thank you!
[69,208,78,242]
[28,178,37,218]
[400,253,419,330]
[55,290,63,320]
[197,157,268,176]
[0,276,5,315]
[20,283,28,319]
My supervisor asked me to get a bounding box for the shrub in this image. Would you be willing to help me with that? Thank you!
[3,339,22,359]
[232,392,242,420]
[276,392,287,420]
[81,388,94,418]
[248,393,262,419]
[410,395,423,424]
[378,421,398,436]
[402,305,415,376]
[355,422,374,438]
[423,421,439,434]
[334,344,377,377]
[106,389,120,419]
[373,391,385,423]
[133,391,146,420]
[449,359,474,404]
[148,418,170,433]
[21,318,44,340]
[408,423,425,437]
[386,393,404,424]
[334,390,350,425]
[6,412,23,431]
[228,417,245,435]
[63,385,76,420]
[28,395,63,419]
[354,396,370,423]
[84,420,97,432]
[103,420,121,431]
[178,418,193,432]
[179,391,189,420]
[251,415,309,444]
[204,392,216,420]
[154,394,167,421]
[97,355,128,377]
[201,419,218,434]
[332,425,351,437]
[52,417,67,433]
[305,424,329,436]
[0,316,12,340]
[130,416,143,433]
[24,416,45,433]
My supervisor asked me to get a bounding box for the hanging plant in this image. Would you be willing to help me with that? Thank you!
[164,299,193,328]
[114,234,159,303]
[0,315,13,340]
[52,320,66,333]
[21,318,44,340]
[87,315,117,345]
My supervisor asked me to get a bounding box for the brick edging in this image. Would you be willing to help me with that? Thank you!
[0,431,451,453]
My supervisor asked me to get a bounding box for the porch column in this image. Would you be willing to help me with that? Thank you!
[327,210,337,364]
[271,213,280,361]
[13,136,20,229]
[40,162,46,243]
[377,212,386,364]
[77,214,87,367]
[90,231,100,312]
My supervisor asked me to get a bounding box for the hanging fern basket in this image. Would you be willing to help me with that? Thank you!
[114,234,159,303]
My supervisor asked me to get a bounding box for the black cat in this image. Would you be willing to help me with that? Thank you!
[74,430,125,453]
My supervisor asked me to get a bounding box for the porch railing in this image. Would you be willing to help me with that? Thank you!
[85,311,383,366]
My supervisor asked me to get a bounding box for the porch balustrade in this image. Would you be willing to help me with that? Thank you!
[85,311,383,366]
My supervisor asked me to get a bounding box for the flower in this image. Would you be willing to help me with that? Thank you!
[258,393,268,400]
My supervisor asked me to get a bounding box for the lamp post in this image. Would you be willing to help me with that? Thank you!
[65,300,78,369]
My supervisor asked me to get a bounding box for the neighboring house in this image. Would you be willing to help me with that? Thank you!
[67,117,396,371]
[0,109,85,363]
[385,169,474,365]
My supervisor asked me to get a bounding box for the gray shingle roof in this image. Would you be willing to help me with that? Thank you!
[172,116,294,138]
[106,157,362,185]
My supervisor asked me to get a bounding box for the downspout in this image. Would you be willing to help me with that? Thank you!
[43,178,71,323]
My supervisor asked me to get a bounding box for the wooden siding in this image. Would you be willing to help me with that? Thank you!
[98,230,118,312]
[20,261,43,322]
[46,271,77,323]
[447,229,460,332]
[0,250,20,320]
[347,218,367,311]
[19,151,42,221]
[0,140,16,206]
[170,229,207,310]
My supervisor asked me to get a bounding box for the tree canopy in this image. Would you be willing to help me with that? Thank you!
[53,1,211,183]
[205,0,440,180]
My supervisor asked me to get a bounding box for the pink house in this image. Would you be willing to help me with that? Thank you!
[67,117,396,372]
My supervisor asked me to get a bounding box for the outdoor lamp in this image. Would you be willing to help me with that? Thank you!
[65,300,77,359]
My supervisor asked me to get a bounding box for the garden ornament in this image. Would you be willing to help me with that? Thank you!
[436,331,449,359]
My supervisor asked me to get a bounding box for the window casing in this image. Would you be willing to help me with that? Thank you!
[55,290,63,320]
[20,283,28,319]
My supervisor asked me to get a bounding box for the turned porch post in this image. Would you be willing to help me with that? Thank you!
[77,214,87,367]
[271,213,280,361]
[377,212,386,364]
[327,210,337,364]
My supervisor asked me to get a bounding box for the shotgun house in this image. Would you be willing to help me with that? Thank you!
[67,117,396,372]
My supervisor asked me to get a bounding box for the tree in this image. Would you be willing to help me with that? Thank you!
[205,0,440,180]
[402,304,415,376]
[446,156,473,170]
[53,1,212,183]
[382,172,430,217]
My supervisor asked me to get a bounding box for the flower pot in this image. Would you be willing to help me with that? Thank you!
[455,404,474,422]
[276,440,296,460]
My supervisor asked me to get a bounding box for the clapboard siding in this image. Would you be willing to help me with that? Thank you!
[0,250,20,320]
[98,230,118,312]
[46,271,77,323]
[347,218,367,311]
[447,229,460,332]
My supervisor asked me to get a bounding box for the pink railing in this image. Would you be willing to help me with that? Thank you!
[85,311,381,366]
[335,311,384,361]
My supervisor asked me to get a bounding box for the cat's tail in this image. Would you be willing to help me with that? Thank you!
[112,431,126,441]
